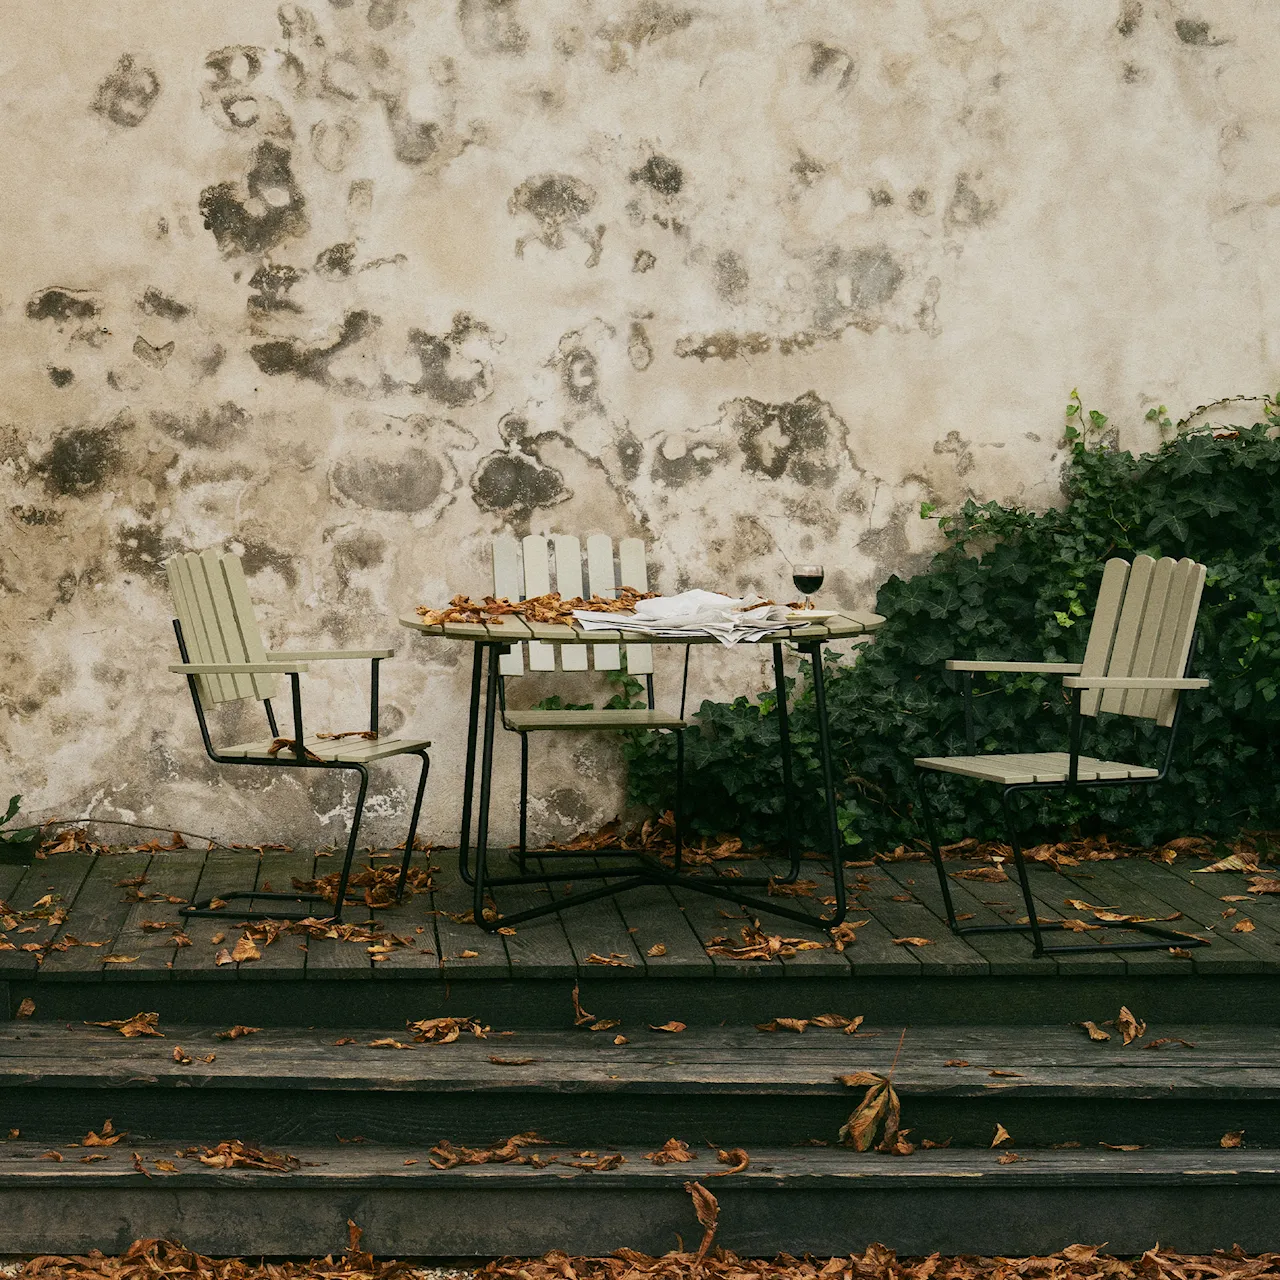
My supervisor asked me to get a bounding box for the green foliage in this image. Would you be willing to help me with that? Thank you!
[0,795,37,846]
[624,398,1280,849]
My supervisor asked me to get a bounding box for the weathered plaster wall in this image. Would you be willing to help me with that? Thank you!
[1,1,1276,846]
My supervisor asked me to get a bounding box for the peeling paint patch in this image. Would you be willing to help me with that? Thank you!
[675,331,770,361]
[92,55,161,127]
[199,141,309,256]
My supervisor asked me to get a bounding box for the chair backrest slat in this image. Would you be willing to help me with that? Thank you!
[493,536,525,677]
[617,536,654,676]
[520,535,557,672]
[1097,555,1156,715]
[1153,559,1206,727]
[1078,558,1130,717]
[1119,556,1175,717]
[490,534,653,678]
[167,551,277,707]
[551,536,589,671]
[1078,554,1207,725]
[585,533,621,671]
[218,552,280,701]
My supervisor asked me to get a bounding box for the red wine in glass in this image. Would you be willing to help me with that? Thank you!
[792,564,824,607]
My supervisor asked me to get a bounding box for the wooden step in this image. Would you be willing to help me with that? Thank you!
[2,1141,1280,1257]
[3,1022,1276,1148]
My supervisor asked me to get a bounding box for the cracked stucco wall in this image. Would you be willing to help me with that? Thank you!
[1,1,1277,846]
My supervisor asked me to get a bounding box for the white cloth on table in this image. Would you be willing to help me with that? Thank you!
[572,590,793,646]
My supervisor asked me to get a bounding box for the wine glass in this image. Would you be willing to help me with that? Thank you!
[791,564,824,609]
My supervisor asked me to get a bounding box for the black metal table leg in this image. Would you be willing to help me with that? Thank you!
[472,643,502,924]
[803,640,846,923]
[772,641,799,882]
[457,643,485,886]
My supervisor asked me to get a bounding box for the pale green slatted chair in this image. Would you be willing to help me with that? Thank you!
[492,534,687,869]
[914,555,1211,957]
[166,550,431,921]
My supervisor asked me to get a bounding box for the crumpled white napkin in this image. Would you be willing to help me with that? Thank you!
[574,589,793,646]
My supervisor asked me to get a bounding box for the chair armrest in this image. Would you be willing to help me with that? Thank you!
[946,661,1083,674]
[1061,676,1209,690]
[269,649,394,661]
[170,662,309,675]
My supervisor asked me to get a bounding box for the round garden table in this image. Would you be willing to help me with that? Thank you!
[400,609,884,932]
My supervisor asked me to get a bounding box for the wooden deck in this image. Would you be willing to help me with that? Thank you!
[3,847,1280,1025]
[3,846,1280,1255]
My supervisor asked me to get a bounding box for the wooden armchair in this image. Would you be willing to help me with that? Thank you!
[914,555,1211,957]
[166,550,430,922]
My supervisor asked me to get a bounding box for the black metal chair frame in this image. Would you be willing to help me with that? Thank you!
[173,619,430,924]
[456,637,851,932]
[916,636,1209,958]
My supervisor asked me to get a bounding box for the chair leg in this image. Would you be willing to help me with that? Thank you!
[672,729,685,872]
[1000,786,1048,958]
[395,751,431,902]
[516,732,530,871]
[330,765,370,925]
[916,770,961,931]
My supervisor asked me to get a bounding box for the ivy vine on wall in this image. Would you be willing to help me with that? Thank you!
[623,395,1280,850]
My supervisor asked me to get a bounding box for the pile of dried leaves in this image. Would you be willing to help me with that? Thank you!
[291,864,433,909]
[428,1131,551,1170]
[21,1240,1280,1280]
[546,812,753,869]
[416,588,657,627]
[706,922,827,961]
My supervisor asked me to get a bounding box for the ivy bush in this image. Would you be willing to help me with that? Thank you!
[624,397,1280,850]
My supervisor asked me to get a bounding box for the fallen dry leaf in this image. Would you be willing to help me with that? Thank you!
[991,1123,1011,1148]
[996,1151,1025,1164]
[103,955,140,964]
[17,997,34,1018]
[186,1139,299,1171]
[428,1132,551,1170]
[154,1159,179,1173]
[214,948,234,966]
[893,936,932,947]
[613,1034,628,1045]
[1233,919,1256,933]
[83,1120,124,1147]
[1099,1143,1145,1151]
[78,1154,109,1164]
[1081,1021,1111,1042]
[334,1037,357,1046]
[230,934,261,963]
[457,949,479,958]
[1196,852,1257,873]
[1144,1038,1196,1050]
[685,1180,720,1261]
[488,1056,537,1066]
[88,1012,163,1038]
[1062,1244,1103,1262]
[920,1138,952,1149]
[586,952,633,967]
[647,943,667,957]
[1117,1006,1146,1046]
[651,1021,686,1033]
[131,1151,152,1178]
[943,1059,969,1067]
[647,1138,696,1165]
[1248,876,1280,895]
[1221,1130,1245,1149]
[215,1025,261,1040]
[368,1038,413,1050]
[40,1151,63,1162]
[988,1070,1023,1078]
[590,1019,622,1032]
[407,1016,489,1043]
[710,1147,750,1177]
[571,982,594,1027]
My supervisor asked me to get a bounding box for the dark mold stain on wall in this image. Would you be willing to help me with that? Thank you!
[47,367,75,388]
[314,242,356,279]
[380,96,444,166]
[333,449,445,513]
[596,3,694,57]
[459,0,530,55]
[34,421,126,496]
[26,289,101,325]
[248,262,304,313]
[116,523,177,576]
[945,173,998,228]
[1175,18,1224,45]
[137,288,191,320]
[675,331,771,361]
[510,174,603,265]
[1116,2,1143,37]
[556,344,600,404]
[472,450,569,518]
[405,315,494,407]
[806,42,856,90]
[250,310,379,382]
[630,154,683,196]
[151,402,249,449]
[92,54,162,127]
[650,435,725,487]
[132,336,175,368]
[235,539,300,588]
[199,142,309,256]
[734,392,840,484]
[713,250,749,304]
[812,245,904,330]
